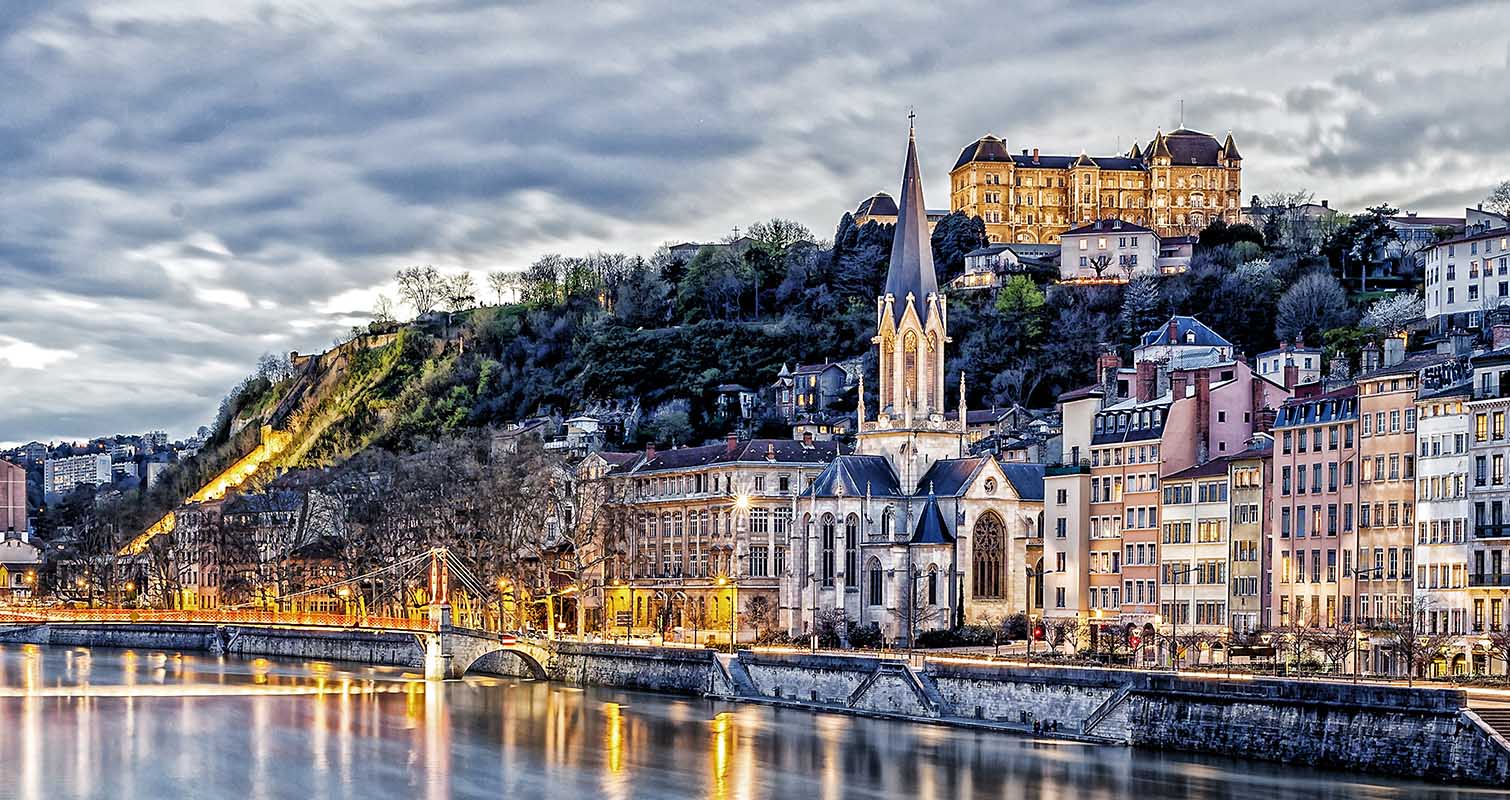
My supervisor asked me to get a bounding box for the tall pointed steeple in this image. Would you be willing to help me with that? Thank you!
[884,117,938,325]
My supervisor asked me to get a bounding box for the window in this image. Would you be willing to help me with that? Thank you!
[972,512,1007,598]
[867,558,883,606]
[820,515,836,586]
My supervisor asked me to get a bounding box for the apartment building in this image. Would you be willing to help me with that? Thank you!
[42,453,111,500]
[1158,459,1233,634]
[1228,438,1272,633]
[1467,345,1510,663]
[606,436,840,643]
[1415,376,1473,669]
[1423,226,1510,334]
[1271,386,1359,630]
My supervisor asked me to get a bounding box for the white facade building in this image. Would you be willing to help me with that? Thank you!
[42,453,111,499]
[1059,219,1160,281]
[1424,228,1510,334]
[1414,379,1474,670]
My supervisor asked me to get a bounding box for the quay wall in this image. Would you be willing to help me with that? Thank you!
[4,622,1506,784]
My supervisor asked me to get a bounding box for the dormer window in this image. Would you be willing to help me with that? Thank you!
[1184,331,1196,344]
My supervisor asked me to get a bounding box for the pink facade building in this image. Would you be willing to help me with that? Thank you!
[0,459,26,536]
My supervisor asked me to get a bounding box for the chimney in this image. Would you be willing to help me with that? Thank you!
[1283,363,1299,390]
[1321,200,1328,209]
[1383,336,1405,367]
[802,430,814,447]
[1136,360,1158,403]
[1195,369,1213,461]
[645,442,657,461]
[1360,342,1381,373]
[1021,149,1028,156]
[1167,319,1180,344]
[1328,353,1352,384]
[1098,347,1122,402]
[1451,327,1474,356]
[1170,370,1189,400]
[1494,323,1510,351]
[1032,148,1040,164]
[726,432,738,454]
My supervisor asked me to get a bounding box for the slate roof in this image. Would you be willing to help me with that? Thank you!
[952,136,1150,172]
[1138,316,1232,349]
[910,494,955,544]
[1162,459,1232,482]
[1354,351,1449,380]
[633,439,843,473]
[884,126,940,324]
[1000,463,1045,501]
[1147,128,1223,166]
[855,192,898,217]
[1063,219,1156,237]
[805,455,903,498]
[793,363,844,375]
[916,458,987,497]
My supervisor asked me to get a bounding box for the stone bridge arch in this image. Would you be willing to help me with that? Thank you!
[438,629,550,680]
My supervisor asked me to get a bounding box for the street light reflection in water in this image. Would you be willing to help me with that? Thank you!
[0,644,1492,800]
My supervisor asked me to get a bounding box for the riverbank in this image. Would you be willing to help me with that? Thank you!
[4,622,1507,786]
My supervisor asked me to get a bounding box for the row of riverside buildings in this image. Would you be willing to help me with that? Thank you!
[576,126,1510,678]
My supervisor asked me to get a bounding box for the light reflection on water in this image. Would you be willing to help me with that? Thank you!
[0,644,1496,800]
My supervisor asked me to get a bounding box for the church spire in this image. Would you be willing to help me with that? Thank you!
[884,116,938,325]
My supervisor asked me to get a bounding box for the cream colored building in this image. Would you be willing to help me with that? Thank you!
[950,128,1242,244]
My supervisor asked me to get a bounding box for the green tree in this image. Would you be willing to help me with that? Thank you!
[930,211,988,283]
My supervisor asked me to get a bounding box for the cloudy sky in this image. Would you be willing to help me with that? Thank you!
[2,0,1507,444]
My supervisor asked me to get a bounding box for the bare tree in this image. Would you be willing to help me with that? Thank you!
[1048,616,1082,656]
[1276,620,1318,674]
[892,568,947,646]
[1276,271,1353,343]
[1485,628,1510,676]
[1087,253,1114,280]
[744,595,777,641]
[1485,179,1510,217]
[444,272,476,313]
[1312,623,1357,674]
[1377,601,1455,685]
[486,270,517,305]
[372,294,397,325]
[395,265,445,317]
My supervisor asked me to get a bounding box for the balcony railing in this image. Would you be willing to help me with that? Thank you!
[1469,573,1510,588]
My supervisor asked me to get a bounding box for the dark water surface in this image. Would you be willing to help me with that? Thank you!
[0,644,1498,799]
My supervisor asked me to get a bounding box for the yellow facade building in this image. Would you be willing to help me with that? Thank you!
[948,128,1243,243]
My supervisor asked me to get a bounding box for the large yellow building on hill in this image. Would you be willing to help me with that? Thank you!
[948,128,1242,244]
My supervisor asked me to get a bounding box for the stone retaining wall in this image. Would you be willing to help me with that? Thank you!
[548,642,727,695]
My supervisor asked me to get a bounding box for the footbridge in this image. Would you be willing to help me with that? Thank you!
[0,550,556,681]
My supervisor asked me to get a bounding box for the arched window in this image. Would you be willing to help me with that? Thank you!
[882,335,895,406]
[881,507,895,540]
[927,566,939,606]
[867,558,884,607]
[926,332,940,412]
[973,511,1007,599]
[844,514,859,583]
[820,514,836,587]
[903,332,919,412]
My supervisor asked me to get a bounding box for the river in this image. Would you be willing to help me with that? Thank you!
[0,644,1496,799]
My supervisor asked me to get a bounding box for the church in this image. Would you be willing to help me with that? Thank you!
[780,123,1044,643]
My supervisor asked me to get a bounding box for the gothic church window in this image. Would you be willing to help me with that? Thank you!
[821,514,836,587]
[973,511,1007,598]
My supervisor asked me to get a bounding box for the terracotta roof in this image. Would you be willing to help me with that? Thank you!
[1162,458,1232,482]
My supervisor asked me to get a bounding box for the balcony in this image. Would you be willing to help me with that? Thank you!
[1475,525,1510,539]
[1469,573,1510,588]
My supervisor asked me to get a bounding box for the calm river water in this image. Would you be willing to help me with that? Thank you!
[0,644,1497,799]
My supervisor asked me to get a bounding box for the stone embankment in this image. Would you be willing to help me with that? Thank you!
[4,622,1506,786]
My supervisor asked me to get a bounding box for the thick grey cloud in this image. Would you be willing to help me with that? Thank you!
[1,0,1507,444]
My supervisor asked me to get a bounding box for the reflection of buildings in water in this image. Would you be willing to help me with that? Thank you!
[0,649,1463,800]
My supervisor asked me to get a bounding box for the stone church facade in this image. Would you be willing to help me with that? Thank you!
[780,124,1044,643]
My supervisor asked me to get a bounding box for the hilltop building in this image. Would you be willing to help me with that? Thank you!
[949,127,1242,244]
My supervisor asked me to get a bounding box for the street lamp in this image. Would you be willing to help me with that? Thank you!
[717,575,737,653]
[1023,565,1059,660]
